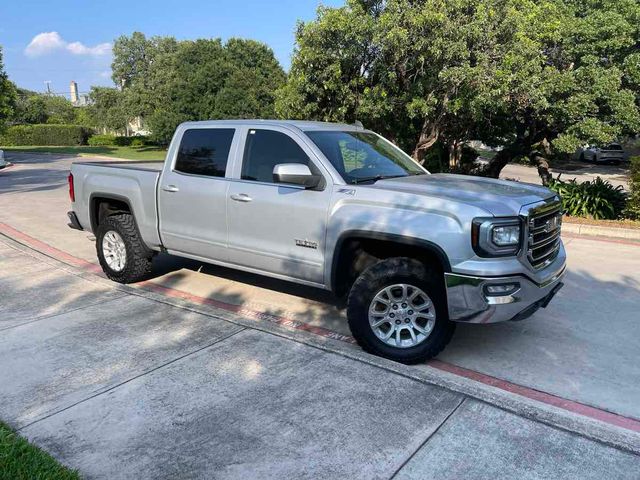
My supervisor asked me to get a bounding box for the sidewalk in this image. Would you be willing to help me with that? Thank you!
[1,235,639,479]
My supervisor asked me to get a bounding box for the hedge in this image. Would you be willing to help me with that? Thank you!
[0,124,92,146]
[87,134,152,147]
[624,156,640,220]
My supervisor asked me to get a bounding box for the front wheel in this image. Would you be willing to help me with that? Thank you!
[347,257,455,364]
[96,213,153,283]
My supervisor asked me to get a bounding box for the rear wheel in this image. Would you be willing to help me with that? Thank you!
[96,213,153,283]
[347,257,455,364]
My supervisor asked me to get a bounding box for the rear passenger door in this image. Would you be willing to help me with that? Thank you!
[226,127,332,285]
[158,127,238,261]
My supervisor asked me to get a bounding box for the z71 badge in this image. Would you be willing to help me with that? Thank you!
[295,239,318,249]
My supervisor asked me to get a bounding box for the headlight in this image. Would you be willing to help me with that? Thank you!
[472,217,522,257]
[492,225,520,246]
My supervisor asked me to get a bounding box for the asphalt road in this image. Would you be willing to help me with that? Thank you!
[500,162,630,190]
[2,152,640,477]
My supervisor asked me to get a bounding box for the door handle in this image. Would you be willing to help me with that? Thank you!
[162,185,179,193]
[230,193,252,203]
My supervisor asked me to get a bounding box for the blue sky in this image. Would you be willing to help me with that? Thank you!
[0,0,343,97]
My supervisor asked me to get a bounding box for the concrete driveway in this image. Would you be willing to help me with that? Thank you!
[1,152,640,477]
[2,227,639,479]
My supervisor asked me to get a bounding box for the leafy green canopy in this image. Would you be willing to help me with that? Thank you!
[86,86,128,134]
[277,0,640,175]
[112,33,286,143]
[0,47,17,134]
[10,90,78,125]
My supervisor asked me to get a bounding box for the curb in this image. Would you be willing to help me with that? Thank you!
[562,222,640,241]
[1,230,639,456]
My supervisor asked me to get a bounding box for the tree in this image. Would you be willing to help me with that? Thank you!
[11,87,79,125]
[277,0,640,179]
[112,33,286,143]
[12,89,47,124]
[87,87,128,134]
[42,95,76,124]
[0,46,16,133]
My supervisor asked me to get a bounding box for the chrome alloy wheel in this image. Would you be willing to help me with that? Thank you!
[102,230,127,272]
[368,284,436,348]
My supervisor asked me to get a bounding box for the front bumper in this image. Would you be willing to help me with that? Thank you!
[444,264,566,324]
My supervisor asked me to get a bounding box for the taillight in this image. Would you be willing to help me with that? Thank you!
[68,173,75,202]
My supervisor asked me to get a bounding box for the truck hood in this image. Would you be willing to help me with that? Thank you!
[373,173,557,216]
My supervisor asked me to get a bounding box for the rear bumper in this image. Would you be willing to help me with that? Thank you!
[67,211,83,231]
[444,264,566,324]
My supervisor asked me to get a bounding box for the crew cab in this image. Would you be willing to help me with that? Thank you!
[67,120,566,363]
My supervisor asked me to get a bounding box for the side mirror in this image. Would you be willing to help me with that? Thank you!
[273,164,321,189]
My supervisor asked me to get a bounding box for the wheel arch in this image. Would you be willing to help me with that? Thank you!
[89,193,135,234]
[330,230,451,297]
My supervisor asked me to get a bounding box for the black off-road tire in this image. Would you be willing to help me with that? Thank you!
[96,213,153,283]
[347,257,455,364]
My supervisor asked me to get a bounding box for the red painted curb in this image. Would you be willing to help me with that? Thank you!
[2,221,640,434]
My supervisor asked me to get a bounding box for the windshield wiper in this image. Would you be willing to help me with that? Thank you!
[350,174,408,185]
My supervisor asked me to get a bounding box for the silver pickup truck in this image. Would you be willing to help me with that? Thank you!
[67,120,566,363]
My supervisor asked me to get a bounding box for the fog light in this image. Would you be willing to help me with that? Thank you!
[484,283,520,296]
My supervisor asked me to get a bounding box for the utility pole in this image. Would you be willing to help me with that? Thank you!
[44,81,52,95]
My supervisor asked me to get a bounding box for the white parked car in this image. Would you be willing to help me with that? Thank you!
[578,143,626,164]
[0,149,7,169]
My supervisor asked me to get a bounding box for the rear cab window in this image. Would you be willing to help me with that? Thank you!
[175,128,235,177]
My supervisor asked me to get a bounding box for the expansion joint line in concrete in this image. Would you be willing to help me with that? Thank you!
[16,327,247,432]
[389,396,467,479]
[0,294,128,332]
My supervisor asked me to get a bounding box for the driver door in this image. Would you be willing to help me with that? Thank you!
[226,127,332,285]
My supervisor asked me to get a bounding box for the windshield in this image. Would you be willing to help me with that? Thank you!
[306,130,426,184]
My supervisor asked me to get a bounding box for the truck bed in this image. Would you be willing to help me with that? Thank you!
[70,160,163,249]
[74,160,164,172]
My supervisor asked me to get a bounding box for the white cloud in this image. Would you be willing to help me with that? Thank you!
[66,41,112,56]
[25,32,111,57]
[25,32,66,56]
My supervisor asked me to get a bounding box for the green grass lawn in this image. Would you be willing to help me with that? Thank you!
[0,421,79,480]
[3,145,167,161]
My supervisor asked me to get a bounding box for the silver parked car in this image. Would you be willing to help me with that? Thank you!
[578,143,626,164]
[0,149,7,169]
[67,120,566,363]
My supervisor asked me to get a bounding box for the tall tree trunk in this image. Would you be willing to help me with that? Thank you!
[484,145,520,178]
[530,138,553,185]
[412,119,439,163]
[448,141,462,170]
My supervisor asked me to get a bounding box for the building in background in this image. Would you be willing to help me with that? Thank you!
[69,80,89,107]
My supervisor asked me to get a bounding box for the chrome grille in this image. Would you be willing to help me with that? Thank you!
[527,201,562,269]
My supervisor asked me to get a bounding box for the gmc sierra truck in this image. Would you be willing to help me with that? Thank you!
[67,120,566,363]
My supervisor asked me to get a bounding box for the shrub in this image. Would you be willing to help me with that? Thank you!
[624,156,640,220]
[548,176,627,220]
[0,124,91,146]
[129,136,150,147]
[87,135,152,147]
[87,134,117,146]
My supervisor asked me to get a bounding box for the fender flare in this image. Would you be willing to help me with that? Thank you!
[330,230,452,292]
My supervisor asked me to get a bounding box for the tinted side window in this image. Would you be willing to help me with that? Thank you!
[241,129,310,183]
[175,128,235,177]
